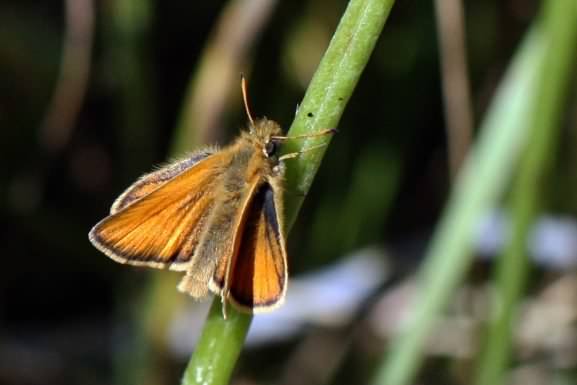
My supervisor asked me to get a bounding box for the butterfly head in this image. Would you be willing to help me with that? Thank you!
[249,118,283,159]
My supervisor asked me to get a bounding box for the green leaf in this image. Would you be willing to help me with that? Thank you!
[372,15,548,385]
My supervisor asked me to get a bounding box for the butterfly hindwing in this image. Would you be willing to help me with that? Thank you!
[89,150,226,272]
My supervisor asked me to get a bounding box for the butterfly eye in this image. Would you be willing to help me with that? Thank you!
[264,141,277,157]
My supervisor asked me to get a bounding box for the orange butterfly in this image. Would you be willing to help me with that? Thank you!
[89,78,333,315]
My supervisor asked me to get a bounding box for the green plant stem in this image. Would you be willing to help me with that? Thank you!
[475,2,577,385]
[281,0,395,226]
[371,19,548,385]
[181,0,395,384]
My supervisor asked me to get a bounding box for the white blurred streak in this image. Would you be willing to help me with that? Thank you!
[168,248,388,356]
[530,216,577,269]
[168,211,577,357]
[477,211,577,269]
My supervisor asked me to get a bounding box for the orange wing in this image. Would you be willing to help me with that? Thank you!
[88,150,226,272]
[111,149,216,214]
[219,182,288,312]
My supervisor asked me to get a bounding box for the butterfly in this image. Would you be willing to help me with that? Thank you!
[89,77,334,315]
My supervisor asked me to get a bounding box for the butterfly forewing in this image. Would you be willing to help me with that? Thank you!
[89,151,227,271]
[111,150,215,213]
[226,182,288,312]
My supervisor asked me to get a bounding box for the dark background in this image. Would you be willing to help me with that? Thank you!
[2,1,563,385]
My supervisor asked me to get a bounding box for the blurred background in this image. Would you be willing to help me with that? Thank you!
[2,0,577,384]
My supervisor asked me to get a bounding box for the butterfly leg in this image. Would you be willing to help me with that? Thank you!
[279,142,330,161]
[221,291,229,319]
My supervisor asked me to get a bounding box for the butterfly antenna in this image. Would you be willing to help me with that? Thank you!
[241,74,255,128]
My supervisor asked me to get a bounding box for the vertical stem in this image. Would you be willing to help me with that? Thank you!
[434,0,473,178]
[371,23,546,385]
[40,0,94,152]
[181,301,252,385]
[108,0,157,179]
[104,2,161,385]
[475,2,577,384]
[181,0,396,384]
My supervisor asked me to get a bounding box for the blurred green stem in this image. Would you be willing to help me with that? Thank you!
[108,0,156,179]
[172,0,279,154]
[434,0,473,178]
[40,0,94,152]
[371,16,548,385]
[475,2,577,385]
[181,0,395,384]
[104,1,161,385]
